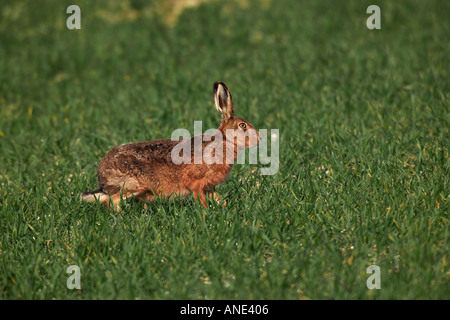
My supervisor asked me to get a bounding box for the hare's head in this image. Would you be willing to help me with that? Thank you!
[214,82,259,150]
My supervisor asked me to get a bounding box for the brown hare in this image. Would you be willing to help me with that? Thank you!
[80,82,260,211]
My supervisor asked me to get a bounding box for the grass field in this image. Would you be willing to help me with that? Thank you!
[0,0,448,300]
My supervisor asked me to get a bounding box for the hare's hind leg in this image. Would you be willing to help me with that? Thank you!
[80,190,110,206]
[109,189,147,212]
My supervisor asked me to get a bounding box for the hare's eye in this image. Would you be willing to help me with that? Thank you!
[239,123,247,129]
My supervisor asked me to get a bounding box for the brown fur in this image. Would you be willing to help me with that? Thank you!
[80,82,259,211]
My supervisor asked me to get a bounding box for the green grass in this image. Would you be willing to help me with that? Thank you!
[0,0,448,299]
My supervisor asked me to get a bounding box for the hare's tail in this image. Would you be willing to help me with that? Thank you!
[79,189,110,205]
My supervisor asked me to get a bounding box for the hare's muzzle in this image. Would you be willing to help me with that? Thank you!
[246,128,260,148]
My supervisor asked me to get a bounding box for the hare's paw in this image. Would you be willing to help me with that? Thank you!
[213,191,227,207]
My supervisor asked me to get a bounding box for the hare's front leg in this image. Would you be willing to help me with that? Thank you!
[212,187,226,207]
[193,191,208,208]
[192,188,226,208]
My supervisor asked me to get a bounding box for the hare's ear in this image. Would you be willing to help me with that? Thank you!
[213,82,234,122]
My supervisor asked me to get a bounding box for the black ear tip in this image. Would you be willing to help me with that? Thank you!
[213,82,227,92]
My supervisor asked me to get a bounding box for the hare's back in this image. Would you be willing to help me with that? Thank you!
[97,139,181,192]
